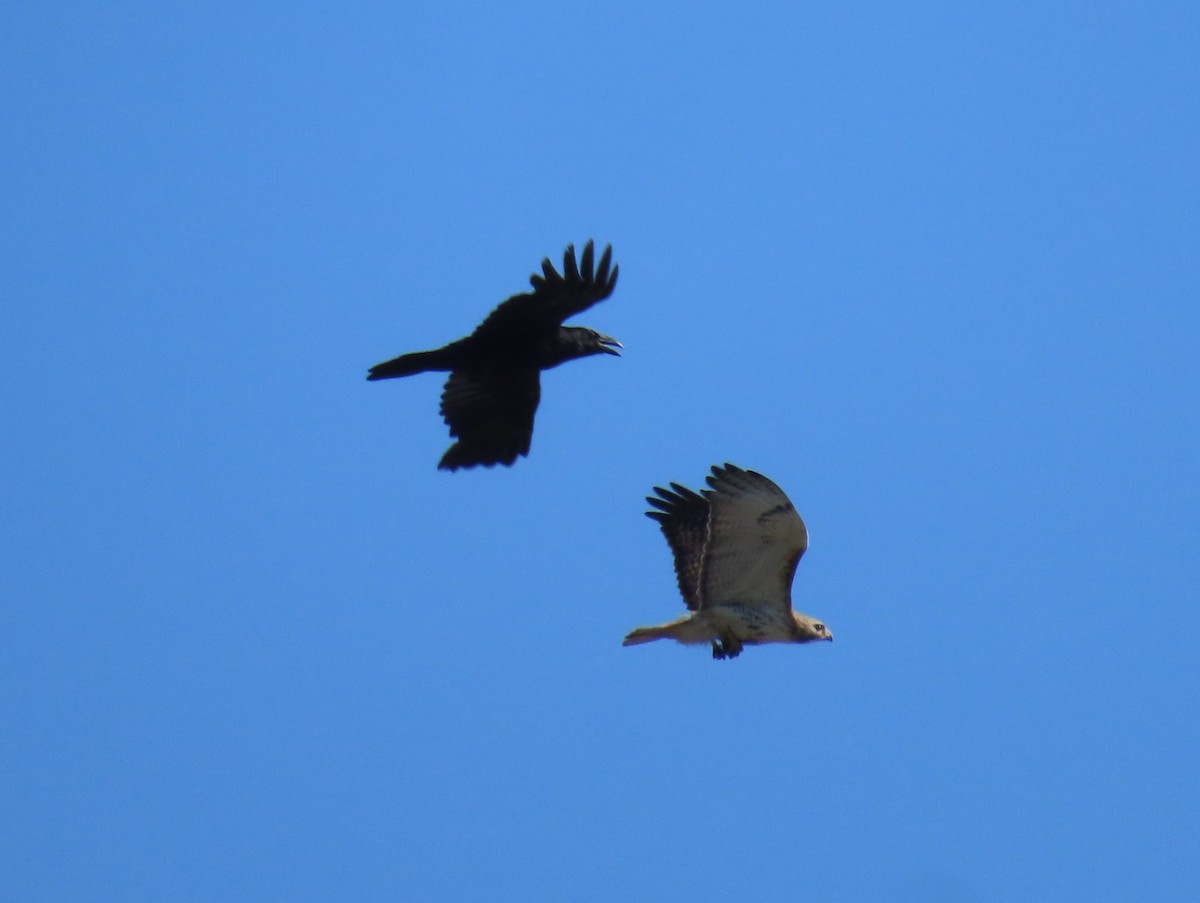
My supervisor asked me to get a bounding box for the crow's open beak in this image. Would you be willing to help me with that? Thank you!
[599,335,622,356]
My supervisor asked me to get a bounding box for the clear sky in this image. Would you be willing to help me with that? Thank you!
[3,2,1198,901]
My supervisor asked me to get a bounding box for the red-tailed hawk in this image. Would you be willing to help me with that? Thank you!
[624,464,832,660]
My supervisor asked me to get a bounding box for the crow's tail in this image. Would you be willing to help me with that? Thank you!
[367,349,452,381]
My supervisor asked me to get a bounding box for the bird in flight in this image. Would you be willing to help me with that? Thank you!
[624,464,832,659]
[367,240,620,471]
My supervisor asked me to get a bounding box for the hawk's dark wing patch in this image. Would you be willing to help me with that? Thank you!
[645,483,710,611]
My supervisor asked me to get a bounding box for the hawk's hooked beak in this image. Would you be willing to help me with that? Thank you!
[598,335,622,356]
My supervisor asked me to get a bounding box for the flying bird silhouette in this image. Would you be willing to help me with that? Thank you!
[624,464,833,659]
[367,240,620,471]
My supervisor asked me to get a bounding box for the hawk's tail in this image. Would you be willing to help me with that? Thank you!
[623,614,717,649]
[622,625,674,647]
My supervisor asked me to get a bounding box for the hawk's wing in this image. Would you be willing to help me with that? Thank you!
[645,483,710,611]
[437,369,541,471]
[699,464,808,614]
[471,241,618,339]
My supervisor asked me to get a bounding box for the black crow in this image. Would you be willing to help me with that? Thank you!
[368,240,620,471]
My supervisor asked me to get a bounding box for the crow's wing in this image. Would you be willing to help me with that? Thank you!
[437,369,541,471]
[471,241,618,339]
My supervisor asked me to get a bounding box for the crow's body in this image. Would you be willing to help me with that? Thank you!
[368,241,619,471]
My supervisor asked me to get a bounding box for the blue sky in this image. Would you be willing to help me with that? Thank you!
[3,2,1198,900]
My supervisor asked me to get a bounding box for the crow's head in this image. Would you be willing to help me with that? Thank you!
[545,326,622,368]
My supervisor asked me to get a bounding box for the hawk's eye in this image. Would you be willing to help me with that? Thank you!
[815,624,825,632]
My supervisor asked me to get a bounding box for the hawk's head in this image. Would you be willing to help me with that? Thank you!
[794,613,834,643]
